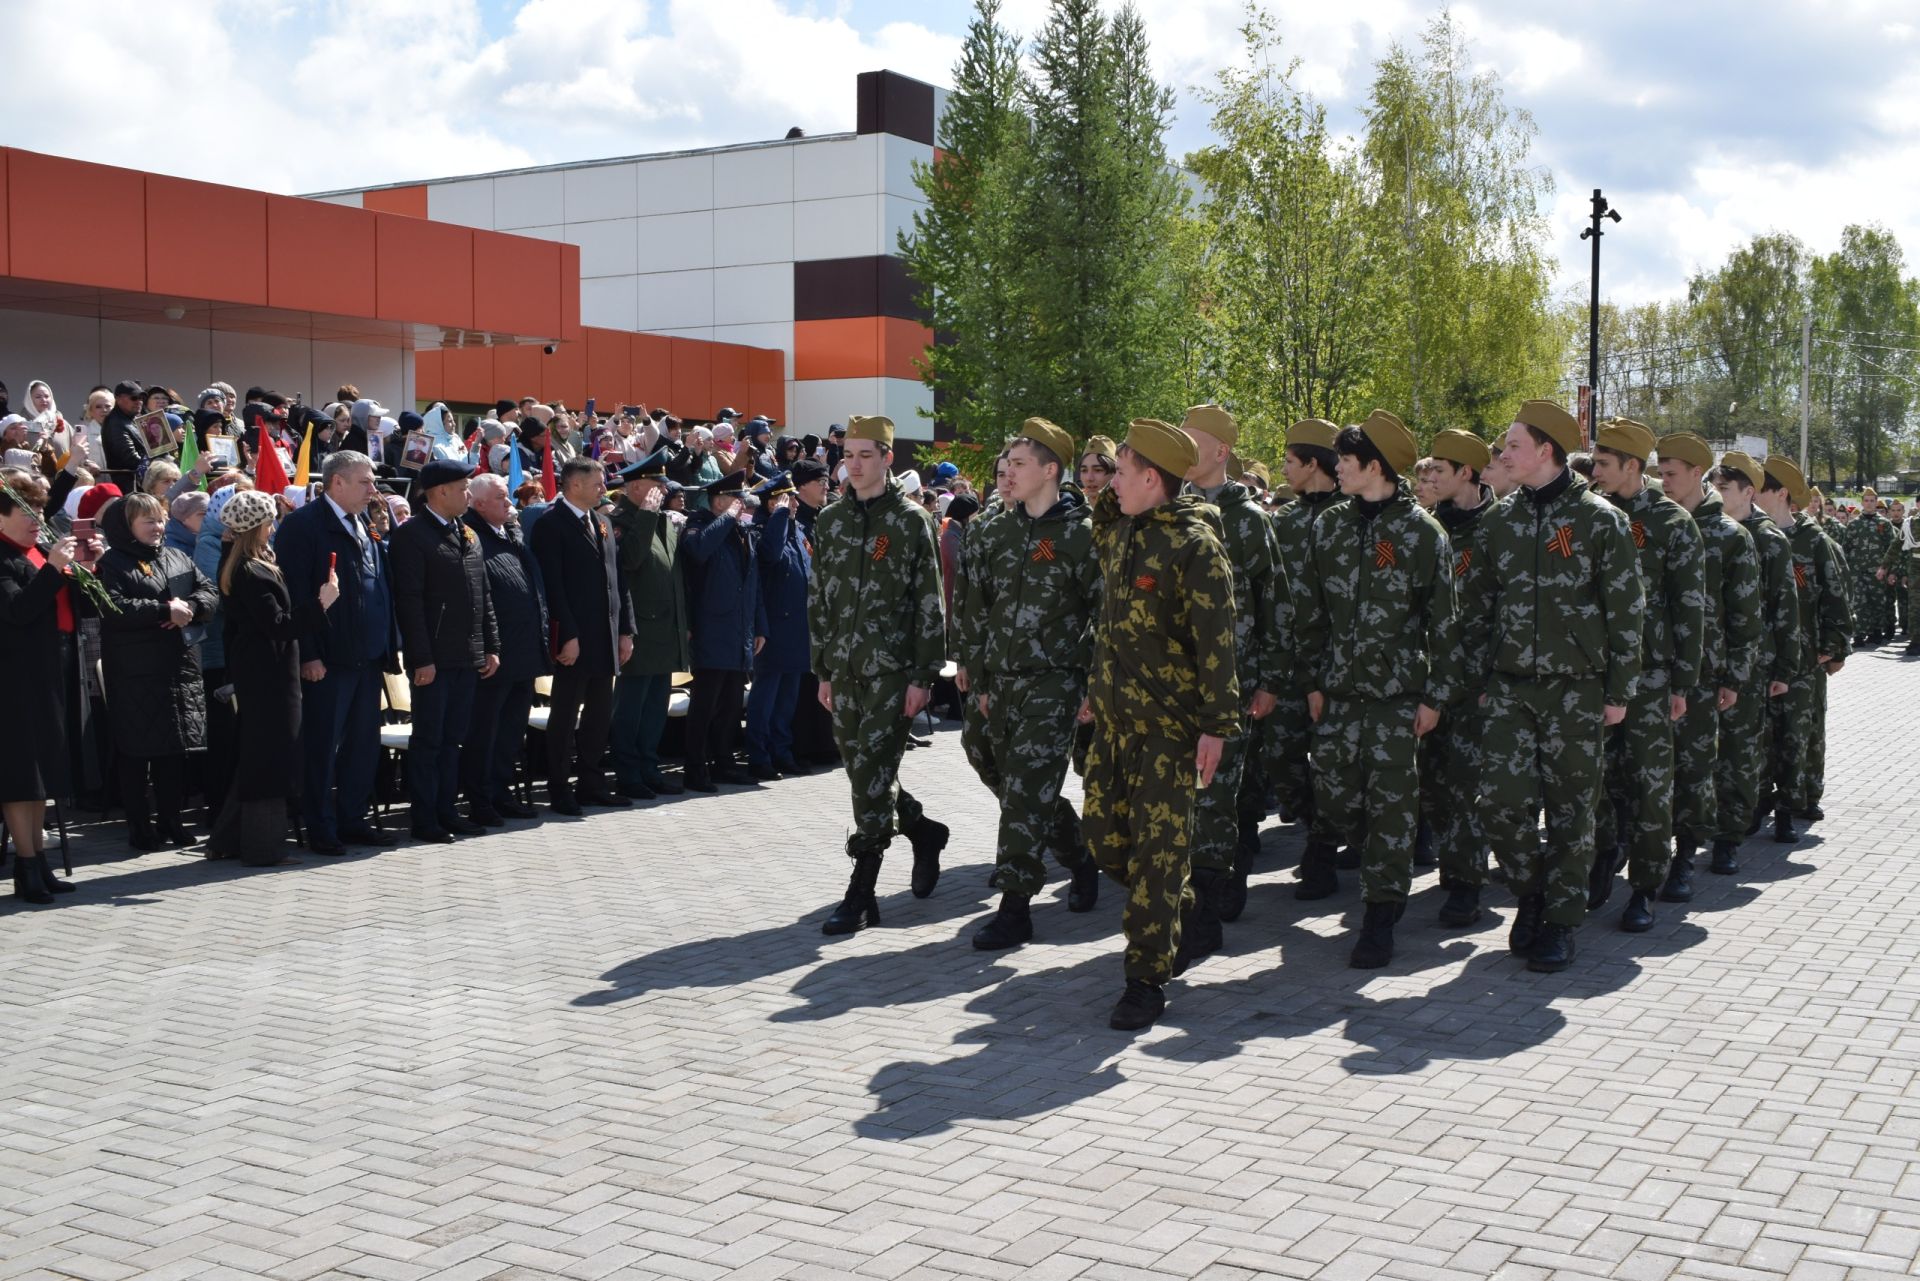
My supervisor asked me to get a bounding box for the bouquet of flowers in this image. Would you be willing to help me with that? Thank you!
[0,477,119,614]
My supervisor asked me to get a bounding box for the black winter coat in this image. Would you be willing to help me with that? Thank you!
[529,500,634,676]
[102,408,150,472]
[95,501,216,758]
[389,509,497,673]
[0,537,71,801]
[222,556,325,802]
[465,512,551,681]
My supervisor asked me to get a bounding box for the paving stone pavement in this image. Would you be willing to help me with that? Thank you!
[4,647,1920,1281]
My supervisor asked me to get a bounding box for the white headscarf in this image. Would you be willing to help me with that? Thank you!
[22,380,59,428]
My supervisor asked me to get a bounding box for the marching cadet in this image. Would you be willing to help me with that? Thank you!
[952,455,1008,798]
[1756,457,1850,841]
[1081,418,1240,1031]
[1421,428,1498,926]
[1801,487,1851,819]
[1588,420,1705,932]
[1294,411,1459,967]
[1652,433,1762,903]
[1708,452,1801,878]
[1880,497,1920,653]
[1178,405,1287,948]
[965,418,1103,949]
[1844,488,1897,643]
[809,415,952,935]
[1268,419,1342,847]
[1459,400,1643,974]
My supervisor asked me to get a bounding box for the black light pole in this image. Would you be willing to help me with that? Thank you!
[1580,188,1621,431]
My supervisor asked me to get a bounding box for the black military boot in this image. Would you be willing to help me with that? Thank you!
[971,893,1033,950]
[822,851,883,936]
[1294,841,1340,900]
[1412,821,1437,869]
[1661,845,1696,902]
[1108,979,1165,1032]
[1796,803,1825,822]
[1772,808,1796,843]
[1438,883,1482,927]
[1620,890,1656,933]
[1588,837,1624,911]
[1349,901,1400,969]
[1219,838,1254,923]
[1174,871,1225,975]
[1335,843,1363,870]
[1508,893,1545,955]
[1709,839,1739,875]
[1527,922,1576,973]
[906,816,949,898]
[1067,858,1100,912]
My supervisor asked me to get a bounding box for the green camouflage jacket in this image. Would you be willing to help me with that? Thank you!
[1845,511,1897,580]
[1295,486,1460,706]
[1187,479,1288,695]
[1606,483,1707,693]
[964,491,1101,675]
[1688,489,1763,691]
[1788,513,1853,667]
[1739,510,1804,686]
[808,476,947,687]
[1460,469,1645,704]
[1088,487,1242,744]
[1432,484,1497,698]
[1877,515,1920,573]
[949,499,1003,669]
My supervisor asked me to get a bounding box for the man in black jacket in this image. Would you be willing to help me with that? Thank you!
[529,456,635,814]
[103,380,150,473]
[391,460,500,842]
[462,473,551,824]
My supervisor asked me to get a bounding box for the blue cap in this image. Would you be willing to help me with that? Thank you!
[933,461,959,481]
[752,471,795,499]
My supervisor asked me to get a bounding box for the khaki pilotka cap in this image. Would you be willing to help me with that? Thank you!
[1244,461,1271,487]
[1719,451,1765,490]
[1124,418,1198,476]
[1595,417,1657,463]
[1515,399,1582,454]
[1358,409,1417,475]
[1764,455,1812,507]
[1083,434,1119,463]
[1655,431,1714,471]
[1181,403,1239,447]
[845,414,894,447]
[1429,428,1491,471]
[1286,418,1338,450]
[1014,417,1075,468]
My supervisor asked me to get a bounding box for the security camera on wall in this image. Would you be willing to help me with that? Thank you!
[543,344,556,355]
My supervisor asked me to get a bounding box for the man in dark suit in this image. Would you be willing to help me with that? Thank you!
[529,456,635,814]
[274,450,402,853]
[390,460,499,843]
[462,472,550,823]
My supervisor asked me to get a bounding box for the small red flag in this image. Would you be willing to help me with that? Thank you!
[540,442,557,502]
[252,427,290,498]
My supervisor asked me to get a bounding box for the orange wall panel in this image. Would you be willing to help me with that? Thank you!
[8,150,145,290]
[493,344,543,402]
[794,317,880,381]
[558,243,582,341]
[146,175,268,305]
[0,152,10,276]
[632,333,673,406]
[361,185,427,218]
[749,348,785,386]
[473,229,561,338]
[439,346,494,404]
[375,212,473,329]
[749,380,785,424]
[586,327,633,406]
[710,343,751,414]
[669,339,712,417]
[880,317,934,383]
[267,196,377,317]
[414,349,444,402]
[541,339,587,407]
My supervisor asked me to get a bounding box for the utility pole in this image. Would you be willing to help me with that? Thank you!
[1579,189,1621,438]
[1799,312,1812,472]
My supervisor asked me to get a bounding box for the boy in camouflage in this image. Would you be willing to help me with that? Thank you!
[808,415,952,936]
[1652,433,1763,903]
[1293,410,1460,968]
[1081,418,1241,1031]
[1588,419,1706,932]
[1845,489,1898,643]
[965,419,1103,950]
[952,450,1011,797]
[1459,400,1644,974]
[1267,419,1342,848]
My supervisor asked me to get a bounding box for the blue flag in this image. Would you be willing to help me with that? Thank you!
[506,438,523,500]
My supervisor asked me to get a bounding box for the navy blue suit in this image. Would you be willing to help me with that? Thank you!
[745,506,812,766]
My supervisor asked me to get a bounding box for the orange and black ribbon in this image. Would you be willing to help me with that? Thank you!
[1031,537,1055,563]
[1374,539,1396,570]
[872,534,890,562]
[1631,521,1647,549]
[1134,574,1157,592]
[1548,525,1576,559]
[1793,563,1808,590]
[1454,548,1473,578]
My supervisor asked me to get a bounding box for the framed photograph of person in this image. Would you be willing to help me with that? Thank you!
[400,431,435,470]
[205,433,238,468]
[135,410,177,457]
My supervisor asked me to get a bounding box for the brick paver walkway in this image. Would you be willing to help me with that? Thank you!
[5,646,1919,1281]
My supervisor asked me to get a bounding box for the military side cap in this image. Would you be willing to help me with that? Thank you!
[1124,417,1197,477]
[1359,409,1417,475]
[1862,485,1878,498]
[1596,417,1656,463]
[1516,399,1582,454]
[1181,403,1239,448]
[1656,432,1713,471]
[1429,428,1490,471]
[628,443,671,477]
[753,471,796,500]
[1015,417,1075,468]
[415,459,474,491]
[1287,418,1338,450]
[1245,461,1271,487]
[1720,450,1764,489]
[705,470,750,497]
[845,415,894,447]
[1083,434,1119,462]
[1764,455,1811,506]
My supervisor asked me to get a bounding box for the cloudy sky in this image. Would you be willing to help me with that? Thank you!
[11,0,1919,305]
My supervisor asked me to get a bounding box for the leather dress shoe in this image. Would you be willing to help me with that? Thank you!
[578,790,630,808]
[644,774,685,796]
[341,827,398,847]
[441,815,488,837]
[410,827,455,845]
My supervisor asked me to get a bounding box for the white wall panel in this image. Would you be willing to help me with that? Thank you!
[566,218,639,278]
[580,276,639,331]
[0,310,109,401]
[633,269,714,330]
[494,171,565,229]
[712,264,792,327]
[634,154,715,216]
[882,195,924,259]
[714,145,795,208]
[793,195,881,261]
[101,319,213,396]
[427,179,495,229]
[881,377,934,440]
[791,376,881,433]
[713,203,793,268]
[792,133,879,202]
[882,137,933,202]
[635,211,713,274]
[309,342,410,413]
[564,162,640,223]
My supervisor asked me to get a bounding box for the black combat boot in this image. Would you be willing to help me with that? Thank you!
[1796,803,1825,822]
[906,816,949,898]
[822,850,883,936]
[1587,842,1620,912]
[1772,808,1796,843]
[1527,922,1576,973]
[1508,892,1545,955]
[1108,978,1165,1032]
[1413,821,1437,869]
[1336,843,1363,871]
[1661,845,1696,902]
[1709,839,1739,875]
[971,893,1033,950]
[1438,883,1482,927]
[1220,830,1255,922]
[1067,858,1100,913]
[1174,871,1225,975]
[1620,890,1655,933]
[1294,841,1340,900]
[12,856,54,906]
[1349,901,1400,969]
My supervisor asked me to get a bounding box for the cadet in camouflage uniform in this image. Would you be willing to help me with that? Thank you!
[1758,457,1851,840]
[1652,433,1763,903]
[1459,400,1644,974]
[1082,418,1241,1032]
[1420,429,1498,927]
[1588,420,1706,932]
[808,415,952,935]
[1843,489,1898,643]
[966,419,1103,950]
[1878,502,1920,654]
[1266,419,1343,843]
[952,457,1009,798]
[1178,405,1288,950]
[1709,452,1802,878]
[1294,411,1460,968]
[1804,487,1850,813]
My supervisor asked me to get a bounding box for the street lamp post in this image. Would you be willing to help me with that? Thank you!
[1580,189,1621,437]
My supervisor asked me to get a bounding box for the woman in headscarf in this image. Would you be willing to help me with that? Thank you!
[421,402,468,463]
[195,481,250,826]
[94,492,217,850]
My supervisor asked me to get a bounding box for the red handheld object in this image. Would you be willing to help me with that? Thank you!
[328,552,337,575]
